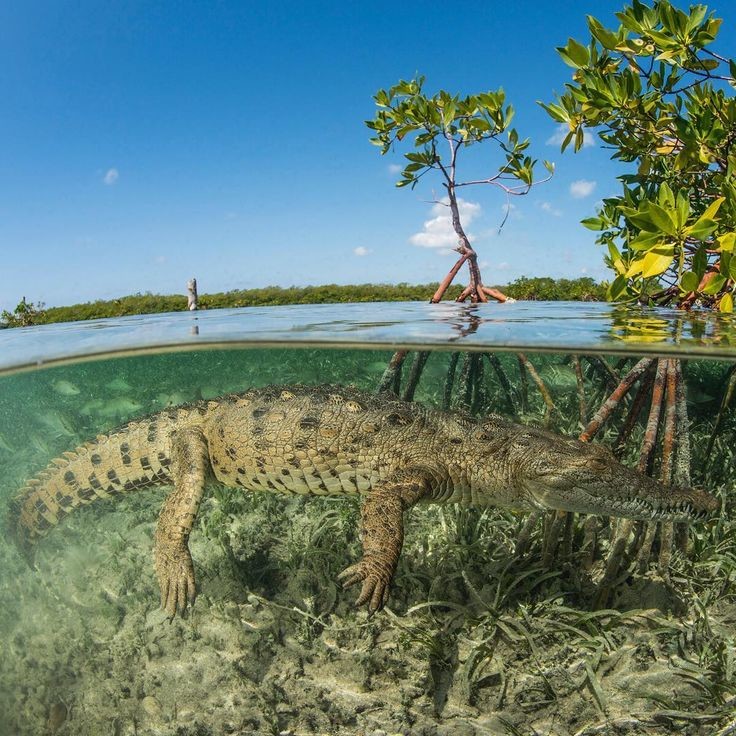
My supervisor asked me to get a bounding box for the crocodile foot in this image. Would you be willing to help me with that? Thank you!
[338,556,394,614]
[154,543,196,617]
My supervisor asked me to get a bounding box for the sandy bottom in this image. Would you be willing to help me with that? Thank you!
[1,488,733,736]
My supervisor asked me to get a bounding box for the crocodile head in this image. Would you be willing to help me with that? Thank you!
[517,431,719,521]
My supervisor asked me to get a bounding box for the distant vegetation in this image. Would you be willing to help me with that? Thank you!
[0,277,606,327]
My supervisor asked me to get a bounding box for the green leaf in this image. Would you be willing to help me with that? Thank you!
[703,275,727,295]
[693,246,708,277]
[626,247,674,278]
[566,38,590,67]
[701,197,726,222]
[720,292,734,313]
[718,232,736,252]
[607,242,625,274]
[641,249,675,278]
[685,218,717,241]
[587,15,619,49]
[657,182,675,209]
[608,274,629,300]
[629,231,667,252]
[646,202,678,236]
[681,271,700,292]
[627,210,656,232]
[581,216,605,230]
[539,102,569,123]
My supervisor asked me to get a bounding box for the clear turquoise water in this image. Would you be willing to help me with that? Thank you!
[0,303,734,736]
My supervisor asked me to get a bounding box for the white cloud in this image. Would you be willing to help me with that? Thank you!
[353,246,370,256]
[103,168,119,185]
[541,201,562,217]
[546,123,595,148]
[388,163,403,174]
[409,198,482,249]
[497,261,511,271]
[570,179,597,199]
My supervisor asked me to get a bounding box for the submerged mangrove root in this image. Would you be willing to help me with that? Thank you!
[486,354,518,417]
[523,354,694,606]
[573,355,587,427]
[378,348,695,607]
[377,350,408,395]
[442,353,460,411]
[518,353,556,427]
[706,363,736,460]
[588,357,691,605]
[402,352,430,402]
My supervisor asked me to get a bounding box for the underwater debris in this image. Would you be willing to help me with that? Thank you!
[46,701,67,733]
[36,412,76,437]
[105,376,133,392]
[51,380,80,396]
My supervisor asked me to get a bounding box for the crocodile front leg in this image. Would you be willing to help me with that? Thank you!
[338,468,432,613]
[154,427,210,617]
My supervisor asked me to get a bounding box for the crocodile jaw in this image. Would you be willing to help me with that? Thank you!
[526,478,719,521]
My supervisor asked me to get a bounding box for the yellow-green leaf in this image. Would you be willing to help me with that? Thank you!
[627,247,675,278]
[718,232,736,253]
[696,197,726,225]
[720,292,733,313]
[641,250,674,278]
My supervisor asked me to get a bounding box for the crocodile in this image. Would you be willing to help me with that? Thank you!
[9,383,719,616]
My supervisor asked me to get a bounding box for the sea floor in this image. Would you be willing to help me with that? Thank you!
[1,486,735,736]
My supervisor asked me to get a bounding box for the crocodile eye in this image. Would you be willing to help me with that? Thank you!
[586,457,609,473]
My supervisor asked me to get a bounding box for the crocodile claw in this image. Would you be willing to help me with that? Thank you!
[155,545,197,618]
[338,557,392,613]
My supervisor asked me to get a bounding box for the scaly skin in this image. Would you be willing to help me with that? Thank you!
[9,384,719,616]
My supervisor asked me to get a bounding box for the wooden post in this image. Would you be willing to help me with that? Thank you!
[187,278,198,311]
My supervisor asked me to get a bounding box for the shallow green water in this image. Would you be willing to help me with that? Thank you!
[0,321,735,735]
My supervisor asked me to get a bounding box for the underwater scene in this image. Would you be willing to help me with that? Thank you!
[0,343,734,736]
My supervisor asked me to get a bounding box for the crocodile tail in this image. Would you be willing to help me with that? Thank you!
[9,415,175,561]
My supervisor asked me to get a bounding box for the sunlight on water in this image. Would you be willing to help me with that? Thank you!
[0,304,734,735]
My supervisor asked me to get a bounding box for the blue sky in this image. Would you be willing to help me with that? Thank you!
[1,0,734,311]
